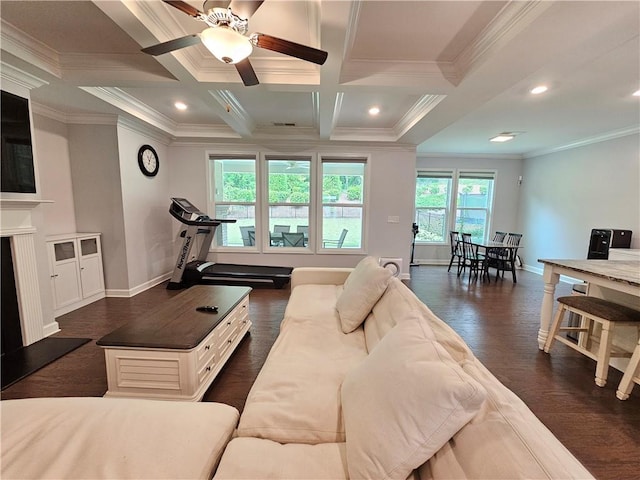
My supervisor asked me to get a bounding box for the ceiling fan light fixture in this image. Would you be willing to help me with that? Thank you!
[201,26,253,64]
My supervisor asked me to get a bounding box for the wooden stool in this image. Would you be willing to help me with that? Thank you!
[543,295,640,389]
[616,338,640,400]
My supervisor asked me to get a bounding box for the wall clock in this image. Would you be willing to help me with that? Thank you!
[138,145,159,177]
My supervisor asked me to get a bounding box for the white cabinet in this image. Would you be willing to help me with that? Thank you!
[47,233,105,317]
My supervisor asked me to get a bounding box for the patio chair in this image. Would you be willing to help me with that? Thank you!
[323,229,348,248]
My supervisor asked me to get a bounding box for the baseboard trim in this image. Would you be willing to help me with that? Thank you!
[43,321,60,338]
[105,273,172,298]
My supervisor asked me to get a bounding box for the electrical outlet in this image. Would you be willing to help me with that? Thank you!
[387,216,400,223]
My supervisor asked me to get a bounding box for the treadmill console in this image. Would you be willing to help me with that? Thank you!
[170,197,207,222]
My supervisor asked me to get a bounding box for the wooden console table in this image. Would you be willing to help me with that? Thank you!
[97,285,251,401]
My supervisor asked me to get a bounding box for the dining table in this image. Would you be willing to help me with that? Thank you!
[472,240,522,283]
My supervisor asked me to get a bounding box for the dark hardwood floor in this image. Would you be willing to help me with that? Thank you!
[2,267,638,479]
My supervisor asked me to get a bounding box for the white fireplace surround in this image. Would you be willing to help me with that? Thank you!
[0,198,57,346]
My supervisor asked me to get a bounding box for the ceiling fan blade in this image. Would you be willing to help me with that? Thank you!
[141,34,201,56]
[229,1,264,19]
[235,58,259,86]
[162,0,203,18]
[252,33,328,65]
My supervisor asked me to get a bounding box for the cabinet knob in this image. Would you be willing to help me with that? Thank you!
[206,366,212,372]
[226,321,232,326]
[205,345,210,351]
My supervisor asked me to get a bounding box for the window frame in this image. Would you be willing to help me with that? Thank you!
[414,168,496,245]
[317,154,369,254]
[262,154,314,253]
[207,153,259,252]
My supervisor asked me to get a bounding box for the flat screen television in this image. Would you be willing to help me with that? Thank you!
[1,90,36,193]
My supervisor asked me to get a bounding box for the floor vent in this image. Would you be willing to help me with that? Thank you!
[379,257,402,277]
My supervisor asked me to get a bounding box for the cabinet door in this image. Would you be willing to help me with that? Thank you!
[79,237,105,298]
[49,241,82,309]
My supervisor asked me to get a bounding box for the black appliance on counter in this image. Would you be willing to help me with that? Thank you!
[587,228,632,260]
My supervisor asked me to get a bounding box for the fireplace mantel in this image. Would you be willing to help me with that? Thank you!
[0,197,56,346]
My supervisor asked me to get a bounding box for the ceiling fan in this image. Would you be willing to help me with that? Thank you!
[141,0,328,86]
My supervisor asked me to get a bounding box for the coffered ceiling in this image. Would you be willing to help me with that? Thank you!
[1,0,638,155]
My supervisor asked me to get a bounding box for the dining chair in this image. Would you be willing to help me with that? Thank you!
[247,230,256,246]
[296,225,308,236]
[491,233,522,282]
[240,226,255,246]
[282,231,305,247]
[271,225,290,246]
[458,233,487,281]
[492,231,507,242]
[323,229,348,248]
[447,231,463,272]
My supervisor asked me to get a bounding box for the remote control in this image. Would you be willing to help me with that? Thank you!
[196,305,218,313]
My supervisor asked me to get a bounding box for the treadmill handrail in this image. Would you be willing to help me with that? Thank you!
[169,207,236,227]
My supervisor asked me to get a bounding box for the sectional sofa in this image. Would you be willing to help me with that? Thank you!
[1,257,593,479]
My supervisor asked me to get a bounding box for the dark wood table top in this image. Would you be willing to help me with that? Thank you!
[96,285,251,350]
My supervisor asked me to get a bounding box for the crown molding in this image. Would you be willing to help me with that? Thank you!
[330,127,398,143]
[79,86,178,134]
[0,62,49,91]
[524,125,640,159]
[117,116,172,145]
[0,20,61,78]
[394,94,447,139]
[209,89,255,137]
[174,123,241,139]
[340,60,458,87]
[417,152,523,161]
[453,1,551,80]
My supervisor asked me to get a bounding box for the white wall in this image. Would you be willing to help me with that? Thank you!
[117,123,173,293]
[519,133,640,272]
[32,113,76,235]
[413,155,524,264]
[168,142,417,276]
[67,122,129,291]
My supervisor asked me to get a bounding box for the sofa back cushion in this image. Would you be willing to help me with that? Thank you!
[418,359,594,480]
[336,256,393,333]
[341,314,487,480]
[365,278,474,365]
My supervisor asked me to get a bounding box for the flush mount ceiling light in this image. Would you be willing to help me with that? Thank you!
[490,133,516,143]
[174,101,188,110]
[368,106,380,116]
[530,85,548,95]
[200,26,253,64]
[633,89,640,97]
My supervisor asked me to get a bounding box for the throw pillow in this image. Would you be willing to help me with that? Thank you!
[336,256,393,333]
[341,315,487,480]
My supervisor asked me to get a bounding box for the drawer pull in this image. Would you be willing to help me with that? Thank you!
[226,321,232,326]
[228,339,233,344]
[206,365,212,372]
[205,345,210,351]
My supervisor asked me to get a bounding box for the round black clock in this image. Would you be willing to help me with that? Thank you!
[138,145,159,177]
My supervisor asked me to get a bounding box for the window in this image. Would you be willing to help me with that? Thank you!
[415,171,453,243]
[210,156,257,247]
[415,170,495,244]
[320,158,366,250]
[266,157,311,249]
[455,171,495,243]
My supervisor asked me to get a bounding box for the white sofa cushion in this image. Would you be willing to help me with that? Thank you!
[238,282,368,444]
[336,256,393,333]
[420,359,595,479]
[341,315,487,480]
[1,397,239,480]
[214,437,349,479]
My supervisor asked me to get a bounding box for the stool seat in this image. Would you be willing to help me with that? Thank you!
[545,295,640,397]
[556,296,640,324]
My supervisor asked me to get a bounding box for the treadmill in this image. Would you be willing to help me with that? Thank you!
[167,197,293,290]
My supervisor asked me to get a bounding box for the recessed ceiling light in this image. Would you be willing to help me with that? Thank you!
[530,85,548,95]
[368,106,380,116]
[633,89,640,97]
[175,101,188,110]
[490,133,516,143]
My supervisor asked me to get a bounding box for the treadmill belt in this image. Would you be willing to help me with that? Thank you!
[202,263,292,279]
